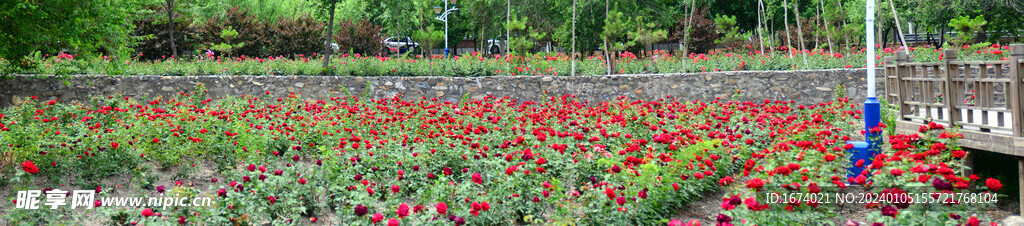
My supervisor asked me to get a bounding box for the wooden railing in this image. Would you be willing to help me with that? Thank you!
[884,44,1024,154]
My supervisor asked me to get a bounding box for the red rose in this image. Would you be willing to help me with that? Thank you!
[436,202,447,215]
[472,173,483,185]
[967,216,979,226]
[985,178,1002,191]
[890,168,903,176]
[372,213,383,223]
[141,208,155,217]
[824,154,836,162]
[388,218,400,226]
[22,161,39,174]
[746,178,765,191]
[111,142,119,149]
[396,203,409,218]
[807,183,821,193]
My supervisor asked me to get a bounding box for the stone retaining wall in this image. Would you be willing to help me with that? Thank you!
[1,69,884,108]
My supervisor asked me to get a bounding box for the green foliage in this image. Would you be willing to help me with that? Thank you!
[505,12,548,57]
[334,19,384,55]
[3,46,1015,76]
[948,15,987,46]
[673,7,718,54]
[629,16,668,53]
[193,7,269,57]
[602,10,634,52]
[713,14,751,49]
[0,0,142,70]
[552,0,605,57]
[210,27,246,57]
[413,26,445,56]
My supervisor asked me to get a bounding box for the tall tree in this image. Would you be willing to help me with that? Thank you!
[165,0,178,58]
[322,0,337,68]
[681,0,696,73]
[1,0,141,68]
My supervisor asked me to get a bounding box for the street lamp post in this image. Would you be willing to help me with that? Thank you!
[846,0,880,182]
[434,0,458,58]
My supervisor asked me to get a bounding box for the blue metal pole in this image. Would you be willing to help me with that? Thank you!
[848,98,880,179]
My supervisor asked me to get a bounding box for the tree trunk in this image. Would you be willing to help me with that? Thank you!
[975,23,988,43]
[681,0,696,73]
[836,0,849,49]
[757,0,765,53]
[880,21,891,49]
[604,0,610,75]
[322,0,337,68]
[784,0,793,58]
[794,0,805,51]
[820,0,834,54]
[927,31,934,47]
[794,0,808,68]
[938,26,947,49]
[167,0,177,58]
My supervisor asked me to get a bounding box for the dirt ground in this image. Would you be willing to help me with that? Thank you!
[672,183,1018,225]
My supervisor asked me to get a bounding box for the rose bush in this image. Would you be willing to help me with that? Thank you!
[0,86,1004,225]
[2,44,1014,76]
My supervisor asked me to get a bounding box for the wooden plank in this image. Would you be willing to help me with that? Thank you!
[1019,157,1023,215]
[1010,44,1024,136]
[895,53,910,119]
[944,49,961,125]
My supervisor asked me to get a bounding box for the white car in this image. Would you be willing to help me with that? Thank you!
[383,36,419,54]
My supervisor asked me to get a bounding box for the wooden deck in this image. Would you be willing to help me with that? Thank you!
[884,44,1024,215]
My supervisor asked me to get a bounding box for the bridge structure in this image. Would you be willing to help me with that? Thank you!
[884,44,1024,214]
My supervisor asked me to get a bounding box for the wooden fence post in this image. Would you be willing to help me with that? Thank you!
[1010,44,1024,137]
[885,56,895,103]
[895,52,910,120]
[1007,44,1024,216]
[943,49,961,126]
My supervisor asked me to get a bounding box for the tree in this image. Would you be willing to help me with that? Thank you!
[413,25,443,74]
[713,14,750,49]
[674,7,717,54]
[210,26,246,57]
[165,0,178,58]
[602,10,631,74]
[322,0,337,68]
[947,15,986,46]
[505,12,547,56]
[630,16,668,55]
[552,0,603,57]
[1,0,141,69]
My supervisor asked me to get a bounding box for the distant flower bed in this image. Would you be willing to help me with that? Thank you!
[0,89,1005,225]
[1,44,1015,76]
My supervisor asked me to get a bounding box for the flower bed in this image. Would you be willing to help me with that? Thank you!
[2,44,1014,76]
[0,89,1005,225]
